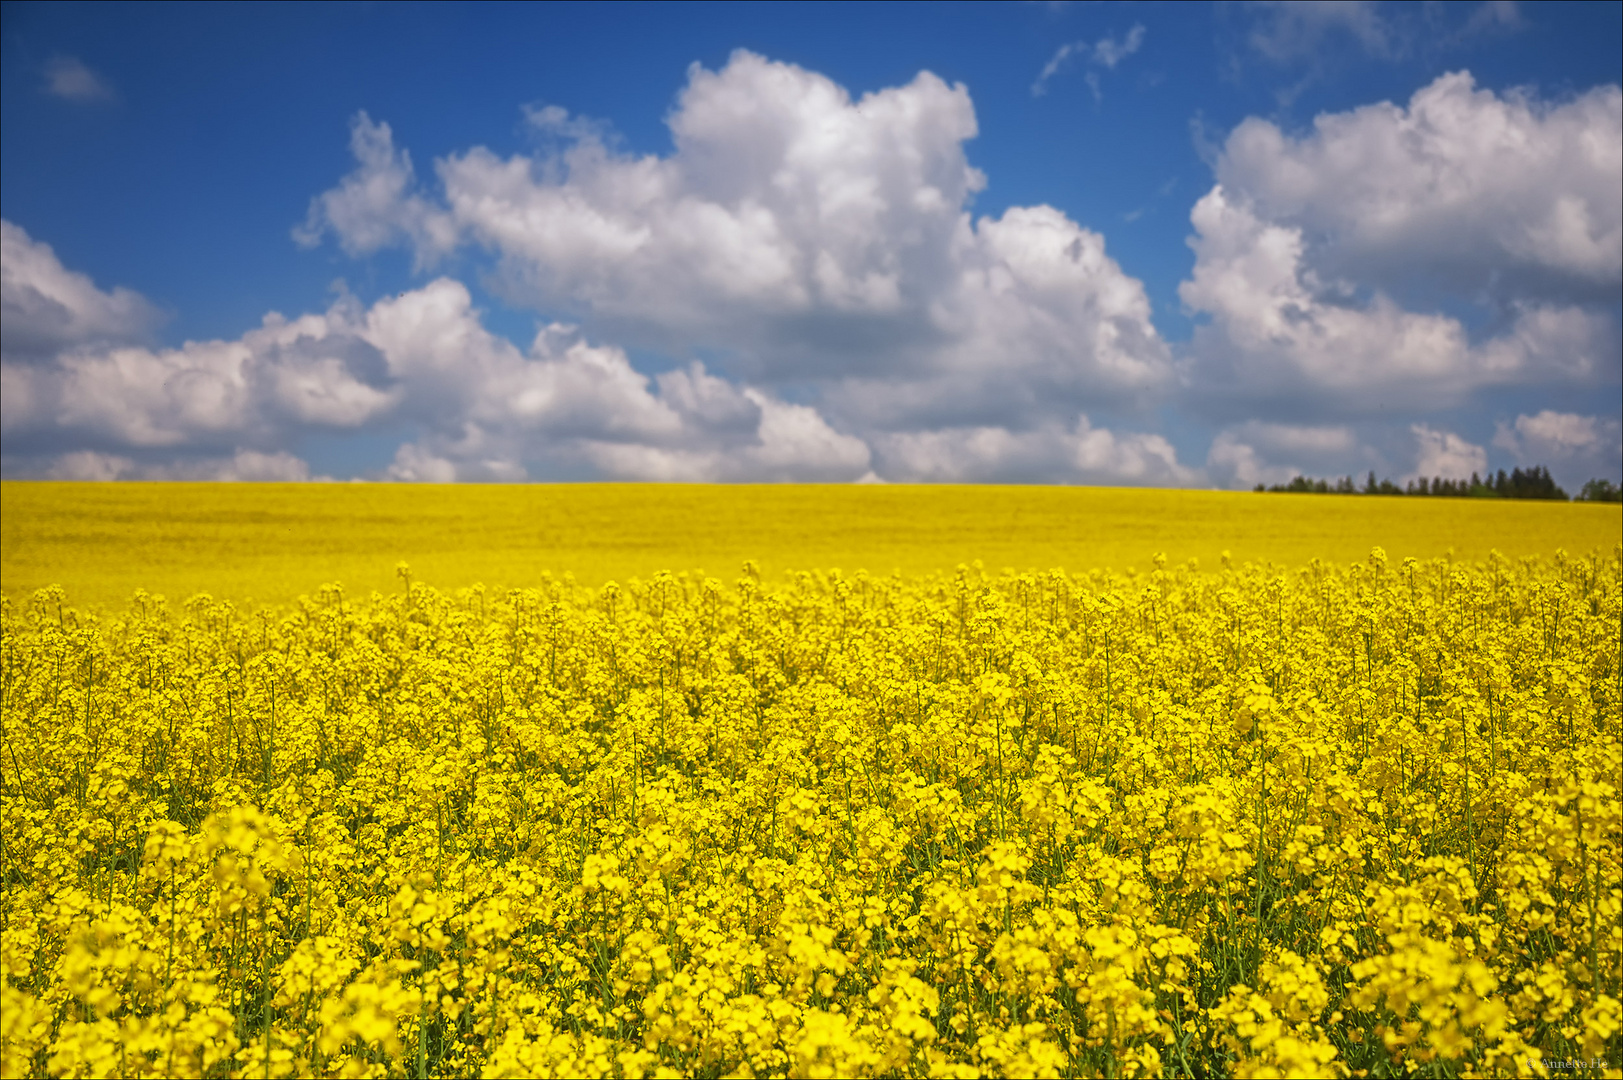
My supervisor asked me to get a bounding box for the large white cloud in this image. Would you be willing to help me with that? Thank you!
[1182,72,1621,423]
[1205,421,1361,488]
[874,416,1190,485]
[45,449,324,482]
[0,235,878,482]
[359,278,874,483]
[33,55,1615,490]
[1215,72,1621,296]
[1493,410,1623,490]
[1494,410,1621,461]
[2,224,400,457]
[1179,186,1613,416]
[298,50,1174,437]
[1409,423,1488,482]
[1,221,160,363]
[5,200,1185,485]
[292,114,457,266]
[1205,420,1502,489]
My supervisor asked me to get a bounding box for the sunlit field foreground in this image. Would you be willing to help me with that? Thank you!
[2,539,1620,1078]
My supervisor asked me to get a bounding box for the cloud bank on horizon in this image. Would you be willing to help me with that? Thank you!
[2,4,1619,488]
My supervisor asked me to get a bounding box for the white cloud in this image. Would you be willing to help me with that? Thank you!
[430,52,986,353]
[43,450,134,481]
[522,103,614,144]
[18,54,1179,485]
[1493,410,1619,460]
[2,291,402,453]
[1180,186,1611,416]
[1410,424,1487,481]
[0,235,426,465]
[210,450,322,482]
[43,449,322,482]
[1092,24,1147,69]
[1244,1,1398,62]
[577,391,871,483]
[293,113,457,266]
[1456,1,1523,42]
[1214,72,1621,296]
[303,51,1172,437]
[1032,24,1145,98]
[6,227,1173,485]
[20,53,1613,491]
[1205,413,1619,492]
[742,394,872,478]
[1493,411,1623,487]
[1205,432,1279,490]
[873,415,1191,485]
[361,278,872,482]
[1033,44,1083,98]
[1,235,877,483]
[2,221,160,362]
[1205,421,1361,488]
[42,56,114,103]
[382,444,463,484]
[826,204,1169,432]
[1181,73,1621,421]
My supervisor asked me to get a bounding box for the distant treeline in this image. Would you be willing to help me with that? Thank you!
[1255,465,1623,502]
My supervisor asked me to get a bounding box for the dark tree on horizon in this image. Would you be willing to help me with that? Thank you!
[1254,464,1602,501]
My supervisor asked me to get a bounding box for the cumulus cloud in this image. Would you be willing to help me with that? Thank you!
[1,289,401,456]
[1205,421,1361,488]
[0,230,884,482]
[2,221,161,362]
[292,113,457,266]
[359,278,873,483]
[1206,433,1280,490]
[44,449,324,482]
[301,51,1173,438]
[1493,411,1623,486]
[574,391,871,483]
[1215,72,1621,298]
[6,197,1185,485]
[873,416,1190,486]
[35,52,1613,491]
[1180,186,1612,417]
[42,55,114,103]
[1494,410,1620,460]
[522,103,615,144]
[1410,424,1487,481]
[1,226,425,473]
[1181,73,1622,421]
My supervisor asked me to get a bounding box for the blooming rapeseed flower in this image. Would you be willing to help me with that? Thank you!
[0,547,1618,1076]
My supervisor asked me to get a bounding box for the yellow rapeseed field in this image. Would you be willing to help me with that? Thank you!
[1,485,1620,1078]
[4,481,1621,609]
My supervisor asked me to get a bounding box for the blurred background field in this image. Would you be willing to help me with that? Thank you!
[3,480,1619,611]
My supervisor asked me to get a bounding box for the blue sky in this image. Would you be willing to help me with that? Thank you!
[3,1,1619,488]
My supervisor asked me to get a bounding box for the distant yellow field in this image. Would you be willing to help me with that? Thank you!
[2,480,1618,611]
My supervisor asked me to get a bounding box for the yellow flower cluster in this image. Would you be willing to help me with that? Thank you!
[2,548,1618,1078]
